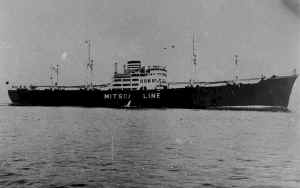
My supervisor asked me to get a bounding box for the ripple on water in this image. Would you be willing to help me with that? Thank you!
[68,183,88,187]
[201,182,216,187]
[249,186,285,188]
[6,179,28,186]
[228,175,249,180]
[0,171,20,178]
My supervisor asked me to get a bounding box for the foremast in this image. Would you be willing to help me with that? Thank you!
[85,40,94,88]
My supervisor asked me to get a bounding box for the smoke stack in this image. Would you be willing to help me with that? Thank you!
[114,62,118,74]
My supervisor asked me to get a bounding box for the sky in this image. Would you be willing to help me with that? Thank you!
[0,0,299,102]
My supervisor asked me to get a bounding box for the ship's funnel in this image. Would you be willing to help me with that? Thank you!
[127,60,141,71]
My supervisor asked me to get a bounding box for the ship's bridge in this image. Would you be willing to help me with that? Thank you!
[111,61,167,90]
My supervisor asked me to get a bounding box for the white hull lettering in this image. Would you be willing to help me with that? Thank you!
[105,93,160,100]
[104,93,131,100]
[104,94,110,99]
[143,93,160,99]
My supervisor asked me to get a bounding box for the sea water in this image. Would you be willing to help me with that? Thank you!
[0,105,299,188]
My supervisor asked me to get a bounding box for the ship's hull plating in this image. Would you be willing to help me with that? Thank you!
[8,75,298,110]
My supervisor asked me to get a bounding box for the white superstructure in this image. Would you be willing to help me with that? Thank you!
[111,61,167,90]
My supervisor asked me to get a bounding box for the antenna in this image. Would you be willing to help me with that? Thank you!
[85,40,94,87]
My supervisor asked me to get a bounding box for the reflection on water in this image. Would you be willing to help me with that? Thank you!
[0,106,299,188]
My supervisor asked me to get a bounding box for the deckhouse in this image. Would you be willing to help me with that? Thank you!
[111,60,167,90]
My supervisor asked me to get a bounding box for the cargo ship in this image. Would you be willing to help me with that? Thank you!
[7,40,298,111]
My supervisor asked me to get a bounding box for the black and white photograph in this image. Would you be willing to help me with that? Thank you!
[0,0,299,187]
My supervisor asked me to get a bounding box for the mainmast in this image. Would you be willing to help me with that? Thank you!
[192,33,197,85]
[85,40,94,87]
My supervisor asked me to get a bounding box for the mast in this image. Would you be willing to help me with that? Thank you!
[234,54,239,81]
[192,33,197,85]
[85,40,94,87]
[50,64,59,87]
[50,66,54,86]
[56,64,59,86]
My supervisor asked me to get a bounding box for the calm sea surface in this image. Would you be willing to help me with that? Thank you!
[0,106,299,188]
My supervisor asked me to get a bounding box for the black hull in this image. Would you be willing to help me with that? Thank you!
[8,75,298,110]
